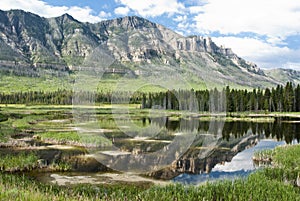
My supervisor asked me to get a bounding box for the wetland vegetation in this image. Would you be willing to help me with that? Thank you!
[1,104,300,200]
[0,159,299,200]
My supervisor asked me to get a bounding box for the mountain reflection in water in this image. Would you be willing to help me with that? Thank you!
[97,116,300,180]
[173,140,286,185]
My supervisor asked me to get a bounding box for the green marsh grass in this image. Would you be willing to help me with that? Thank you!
[37,131,112,147]
[253,149,274,162]
[254,144,300,186]
[37,131,80,142]
[50,162,72,172]
[0,171,299,201]
[255,144,300,170]
[0,152,38,172]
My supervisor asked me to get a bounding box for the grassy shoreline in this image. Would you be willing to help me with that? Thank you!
[2,103,300,116]
[0,139,300,200]
[0,166,299,200]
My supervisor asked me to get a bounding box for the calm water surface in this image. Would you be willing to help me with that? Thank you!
[2,109,300,185]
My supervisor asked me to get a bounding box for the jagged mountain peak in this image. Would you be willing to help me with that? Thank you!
[54,13,79,24]
[97,15,158,32]
[61,13,75,20]
[4,9,37,16]
[3,9,46,23]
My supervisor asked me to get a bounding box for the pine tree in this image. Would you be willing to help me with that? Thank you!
[264,88,271,111]
[295,84,300,112]
[284,82,294,112]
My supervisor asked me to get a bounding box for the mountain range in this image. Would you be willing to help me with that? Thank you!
[0,9,299,90]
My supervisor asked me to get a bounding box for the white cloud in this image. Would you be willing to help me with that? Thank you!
[212,36,299,69]
[173,15,187,22]
[175,30,185,36]
[99,11,111,19]
[115,0,185,17]
[66,6,110,23]
[192,0,300,43]
[173,15,195,36]
[1,0,110,23]
[114,6,130,16]
[177,22,189,29]
[189,6,204,14]
[266,36,287,46]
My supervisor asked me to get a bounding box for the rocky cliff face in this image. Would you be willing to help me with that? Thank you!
[0,9,284,87]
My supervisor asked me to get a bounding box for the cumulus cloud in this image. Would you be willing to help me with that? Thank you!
[1,0,110,23]
[192,0,300,42]
[189,6,204,14]
[173,15,188,22]
[65,6,111,22]
[114,6,130,16]
[115,0,185,17]
[173,15,195,35]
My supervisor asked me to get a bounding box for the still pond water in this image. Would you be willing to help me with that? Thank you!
[2,108,300,185]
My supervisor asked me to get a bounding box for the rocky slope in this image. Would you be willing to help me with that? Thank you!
[265,68,300,85]
[0,9,294,88]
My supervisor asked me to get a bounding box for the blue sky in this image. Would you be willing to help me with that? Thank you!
[2,0,300,70]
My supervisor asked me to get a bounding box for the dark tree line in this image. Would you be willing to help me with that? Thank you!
[141,82,300,113]
[1,82,300,113]
[0,90,73,105]
[0,90,142,105]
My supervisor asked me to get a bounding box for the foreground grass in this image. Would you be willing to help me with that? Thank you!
[1,145,300,200]
[0,170,299,201]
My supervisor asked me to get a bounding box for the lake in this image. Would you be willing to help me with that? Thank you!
[1,106,300,185]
